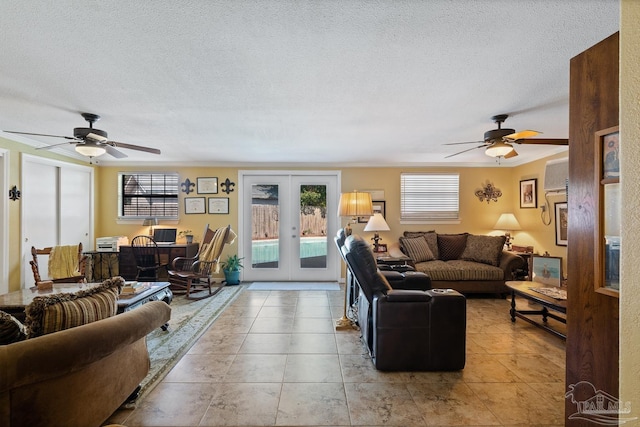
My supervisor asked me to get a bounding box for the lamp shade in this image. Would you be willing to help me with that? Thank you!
[364,213,390,232]
[485,141,514,158]
[75,142,106,157]
[338,191,373,217]
[143,217,159,226]
[494,213,521,231]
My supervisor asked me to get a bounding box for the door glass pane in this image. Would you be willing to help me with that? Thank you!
[252,184,279,269]
[299,185,327,268]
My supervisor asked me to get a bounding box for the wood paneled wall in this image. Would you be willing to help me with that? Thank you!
[566,32,619,425]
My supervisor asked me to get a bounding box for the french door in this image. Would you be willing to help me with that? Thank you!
[240,171,339,282]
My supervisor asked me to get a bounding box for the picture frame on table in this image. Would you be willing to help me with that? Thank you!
[208,197,229,214]
[184,197,206,214]
[555,202,568,246]
[376,243,388,253]
[531,256,563,287]
[197,177,218,194]
[520,179,537,208]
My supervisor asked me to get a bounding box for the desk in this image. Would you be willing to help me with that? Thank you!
[118,243,199,281]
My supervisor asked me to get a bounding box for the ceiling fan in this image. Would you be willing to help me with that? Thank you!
[444,114,568,159]
[4,112,161,159]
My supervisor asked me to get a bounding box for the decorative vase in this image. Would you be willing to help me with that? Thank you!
[224,269,241,285]
[185,235,193,244]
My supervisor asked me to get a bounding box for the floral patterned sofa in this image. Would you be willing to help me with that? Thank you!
[388,231,524,295]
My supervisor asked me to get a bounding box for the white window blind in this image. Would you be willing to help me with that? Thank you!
[401,173,459,221]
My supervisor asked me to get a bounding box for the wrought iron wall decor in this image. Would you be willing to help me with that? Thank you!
[475,182,502,204]
[180,178,195,194]
[9,185,21,201]
[220,178,235,194]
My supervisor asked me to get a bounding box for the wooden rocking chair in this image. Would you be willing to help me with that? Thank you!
[30,242,88,286]
[168,224,235,299]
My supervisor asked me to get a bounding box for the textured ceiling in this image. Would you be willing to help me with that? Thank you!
[0,0,619,166]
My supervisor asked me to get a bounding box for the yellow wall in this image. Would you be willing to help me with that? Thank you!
[1,132,570,290]
[620,0,639,410]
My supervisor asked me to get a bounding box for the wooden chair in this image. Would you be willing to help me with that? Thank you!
[168,224,235,299]
[30,243,88,286]
[130,235,169,281]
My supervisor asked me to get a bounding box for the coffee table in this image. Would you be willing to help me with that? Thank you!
[0,282,172,327]
[505,281,567,340]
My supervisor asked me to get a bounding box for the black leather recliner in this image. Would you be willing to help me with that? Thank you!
[342,234,466,371]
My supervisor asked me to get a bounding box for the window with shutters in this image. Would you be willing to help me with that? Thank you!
[118,172,179,219]
[400,173,460,223]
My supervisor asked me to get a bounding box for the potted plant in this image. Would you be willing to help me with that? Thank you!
[221,254,244,285]
[178,229,194,244]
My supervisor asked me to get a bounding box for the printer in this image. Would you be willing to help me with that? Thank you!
[96,236,129,252]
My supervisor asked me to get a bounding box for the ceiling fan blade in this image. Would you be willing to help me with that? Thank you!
[104,145,128,159]
[4,130,77,140]
[443,140,484,146]
[505,130,540,140]
[515,138,569,145]
[504,148,519,159]
[444,144,486,158]
[35,141,76,150]
[108,141,161,155]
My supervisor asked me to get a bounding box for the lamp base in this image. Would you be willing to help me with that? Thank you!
[335,315,358,331]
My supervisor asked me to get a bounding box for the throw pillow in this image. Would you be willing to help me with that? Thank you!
[460,234,507,266]
[0,311,27,345]
[25,276,123,338]
[403,231,438,258]
[399,236,435,262]
[437,233,469,261]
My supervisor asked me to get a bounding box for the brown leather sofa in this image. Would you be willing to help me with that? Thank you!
[342,234,466,371]
[0,300,171,427]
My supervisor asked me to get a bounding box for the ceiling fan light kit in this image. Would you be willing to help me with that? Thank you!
[445,113,568,160]
[3,112,161,160]
[75,142,106,157]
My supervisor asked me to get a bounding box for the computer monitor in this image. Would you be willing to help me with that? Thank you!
[153,228,177,245]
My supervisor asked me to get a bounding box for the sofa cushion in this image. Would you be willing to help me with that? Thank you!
[25,276,123,338]
[460,234,507,266]
[0,311,27,345]
[403,231,438,258]
[399,236,435,262]
[414,260,505,281]
[437,233,468,261]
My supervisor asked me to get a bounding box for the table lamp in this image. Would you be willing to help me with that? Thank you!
[494,213,521,250]
[337,191,373,236]
[143,217,158,236]
[364,213,390,252]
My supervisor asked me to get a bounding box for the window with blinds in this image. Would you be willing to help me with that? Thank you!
[118,172,179,219]
[400,173,460,221]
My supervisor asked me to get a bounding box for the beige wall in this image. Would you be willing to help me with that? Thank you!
[620,0,639,410]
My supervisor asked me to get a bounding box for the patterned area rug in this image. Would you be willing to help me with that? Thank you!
[130,284,244,405]
[247,281,340,291]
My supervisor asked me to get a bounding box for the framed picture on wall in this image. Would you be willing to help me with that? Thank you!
[555,202,568,246]
[197,177,218,194]
[208,197,229,214]
[358,200,386,223]
[184,197,206,214]
[520,179,537,208]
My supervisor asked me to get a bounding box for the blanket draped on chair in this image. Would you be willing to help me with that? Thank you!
[198,227,237,273]
[48,245,82,279]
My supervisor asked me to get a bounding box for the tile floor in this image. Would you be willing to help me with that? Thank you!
[106,285,566,426]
